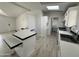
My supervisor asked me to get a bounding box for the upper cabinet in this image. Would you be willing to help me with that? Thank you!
[64,6,79,27]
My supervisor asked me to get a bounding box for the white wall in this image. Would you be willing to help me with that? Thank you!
[16,12,36,30]
[0,15,16,33]
[16,13,28,30]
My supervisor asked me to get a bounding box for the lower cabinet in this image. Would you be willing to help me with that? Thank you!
[60,40,79,57]
[15,36,36,57]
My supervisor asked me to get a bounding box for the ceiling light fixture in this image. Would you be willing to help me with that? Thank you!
[47,5,59,10]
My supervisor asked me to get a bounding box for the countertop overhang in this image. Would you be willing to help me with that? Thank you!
[3,35,22,49]
[13,30,37,40]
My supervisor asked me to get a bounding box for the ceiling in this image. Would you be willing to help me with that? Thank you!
[40,2,79,12]
[0,2,27,18]
[0,2,79,17]
[0,2,42,18]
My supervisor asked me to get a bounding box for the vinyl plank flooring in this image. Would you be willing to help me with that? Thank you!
[31,33,59,57]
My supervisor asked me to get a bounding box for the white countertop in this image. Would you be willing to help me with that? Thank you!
[13,29,36,40]
[59,30,73,36]
[3,35,22,49]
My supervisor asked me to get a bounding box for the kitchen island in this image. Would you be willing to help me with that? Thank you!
[1,29,37,57]
[13,29,37,57]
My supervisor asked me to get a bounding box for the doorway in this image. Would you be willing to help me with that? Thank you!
[51,17,59,32]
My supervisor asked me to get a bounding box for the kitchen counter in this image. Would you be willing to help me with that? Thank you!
[13,29,37,40]
[13,29,37,57]
[58,30,73,36]
[3,35,22,49]
[58,29,79,57]
[0,29,36,56]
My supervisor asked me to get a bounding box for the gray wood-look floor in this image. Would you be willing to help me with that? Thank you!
[31,32,59,57]
[0,32,59,57]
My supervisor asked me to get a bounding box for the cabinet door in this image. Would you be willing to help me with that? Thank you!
[67,9,77,27]
[64,10,69,27]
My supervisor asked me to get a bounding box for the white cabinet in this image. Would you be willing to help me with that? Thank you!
[64,6,79,27]
[58,30,79,57]
[14,30,36,57]
[60,40,79,57]
[15,36,36,57]
[68,9,77,27]
[64,9,69,27]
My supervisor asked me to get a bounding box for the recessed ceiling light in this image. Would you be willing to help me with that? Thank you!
[47,5,59,10]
